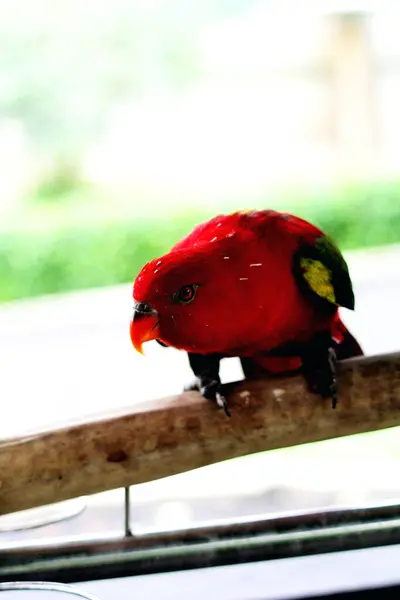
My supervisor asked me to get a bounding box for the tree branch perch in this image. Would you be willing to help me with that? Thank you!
[0,352,399,516]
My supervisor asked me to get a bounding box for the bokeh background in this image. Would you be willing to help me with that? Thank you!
[1,0,400,302]
[0,0,399,543]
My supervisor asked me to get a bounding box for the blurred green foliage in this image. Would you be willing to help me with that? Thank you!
[0,0,255,161]
[1,179,399,303]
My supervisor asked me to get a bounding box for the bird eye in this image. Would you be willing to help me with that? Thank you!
[174,284,198,305]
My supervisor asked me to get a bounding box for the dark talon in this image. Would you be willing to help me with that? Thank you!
[302,332,338,409]
[200,380,231,417]
[328,347,338,409]
[185,352,230,416]
[184,378,201,392]
[199,379,219,401]
[217,393,231,417]
[184,376,230,417]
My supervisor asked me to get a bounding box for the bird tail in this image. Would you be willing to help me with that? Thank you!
[331,314,364,359]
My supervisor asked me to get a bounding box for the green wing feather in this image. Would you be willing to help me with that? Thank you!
[293,235,355,310]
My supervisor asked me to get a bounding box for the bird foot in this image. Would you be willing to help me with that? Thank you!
[184,377,231,417]
[302,334,338,409]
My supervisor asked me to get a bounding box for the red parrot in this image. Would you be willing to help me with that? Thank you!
[130,210,363,414]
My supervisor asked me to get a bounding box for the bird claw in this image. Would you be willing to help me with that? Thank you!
[184,377,202,392]
[215,392,231,417]
[302,337,338,409]
[327,347,338,409]
[202,384,230,417]
[184,378,231,417]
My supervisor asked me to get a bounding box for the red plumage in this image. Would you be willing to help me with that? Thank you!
[131,210,362,404]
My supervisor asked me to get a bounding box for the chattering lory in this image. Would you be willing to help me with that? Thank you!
[130,210,363,415]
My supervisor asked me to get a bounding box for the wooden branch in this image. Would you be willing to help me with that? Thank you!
[0,352,399,516]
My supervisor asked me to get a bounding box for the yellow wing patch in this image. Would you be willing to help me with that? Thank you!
[300,257,336,304]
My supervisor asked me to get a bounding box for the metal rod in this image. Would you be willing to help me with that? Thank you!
[1,503,400,583]
[124,487,132,538]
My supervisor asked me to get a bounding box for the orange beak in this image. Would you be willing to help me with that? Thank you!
[130,307,160,354]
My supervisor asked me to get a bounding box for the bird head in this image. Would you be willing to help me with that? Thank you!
[129,234,266,355]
